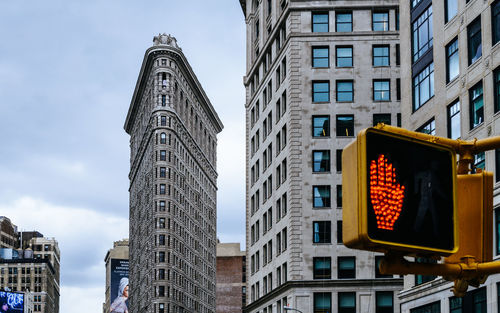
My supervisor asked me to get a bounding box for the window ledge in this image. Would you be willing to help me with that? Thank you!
[467,56,483,70]
[312,136,331,139]
[445,76,460,88]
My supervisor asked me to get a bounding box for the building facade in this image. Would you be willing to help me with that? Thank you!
[0,219,60,313]
[216,242,246,313]
[399,0,500,312]
[240,0,404,312]
[124,34,223,313]
[103,239,129,313]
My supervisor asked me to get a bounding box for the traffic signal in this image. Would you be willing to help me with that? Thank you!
[342,127,458,256]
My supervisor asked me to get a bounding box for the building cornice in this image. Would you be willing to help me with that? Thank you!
[243,278,404,312]
[124,42,223,135]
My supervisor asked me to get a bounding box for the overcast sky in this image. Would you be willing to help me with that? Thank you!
[0,1,246,311]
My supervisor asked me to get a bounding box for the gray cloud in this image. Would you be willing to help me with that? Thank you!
[0,1,246,312]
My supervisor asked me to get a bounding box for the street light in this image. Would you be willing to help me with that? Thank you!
[283,306,304,313]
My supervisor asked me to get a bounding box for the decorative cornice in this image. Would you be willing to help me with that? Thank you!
[124,36,223,135]
[243,278,404,312]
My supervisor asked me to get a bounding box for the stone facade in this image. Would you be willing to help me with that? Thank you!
[125,34,223,313]
[0,219,60,313]
[216,243,246,313]
[399,0,500,312]
[103,239,129,313]
[240,1,404,312]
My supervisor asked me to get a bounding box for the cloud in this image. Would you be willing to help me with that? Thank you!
[0,196,128,291]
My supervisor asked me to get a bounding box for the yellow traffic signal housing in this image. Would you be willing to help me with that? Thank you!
[342,127,458,256]
[445,172,493,264]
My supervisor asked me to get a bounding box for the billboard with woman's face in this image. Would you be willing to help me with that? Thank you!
[0,291,23,312]
[110,259,129,313]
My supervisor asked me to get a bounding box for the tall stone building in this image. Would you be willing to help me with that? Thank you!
[124,34,223,313]
[240,0,403,312]
[0,218,60,313]
[216,242,246,313]
[103,239,129,313]
[398,0,500,312]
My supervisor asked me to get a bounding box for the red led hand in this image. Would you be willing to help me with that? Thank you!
[369,154,405,230]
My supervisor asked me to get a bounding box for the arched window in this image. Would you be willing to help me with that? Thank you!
[160,133,167,144]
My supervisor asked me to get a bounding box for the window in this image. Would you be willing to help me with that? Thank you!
[160,133,166,144]
[495,207,500,254]
[314,293,331,313]
[313,116,330,137]
[336,149,342,171]
[396,78,401,101]
[497,150,500,183]
[445,0,457,23]
[415,258,437,285]
[468,17,482,65]
[413,62,434,111]
[160,167,166,178]
[494,68,500,113]
[412,6,433,62]
[159,184,166,195]
[373,45,389,66]
[446,38,459,83]
[338,256,355,278]
[412,0,424,8]
[336,11,352,32]
[312,47,329,68]
[417,118,436,135]
[336,46,353,67]
[313,12,329,32]
[336,115,354,136]
[396,44,400,65]
[373,80,390,101]
[313,186,331,207]
[450,296,461,313]
[338,292,356,313]
[373,12,389,31]
[469,81,484,129]
[337,220,343,243]
[313,81,329,102]
[313,221,331,243]
[376,292,393,313]
[474,152,485,171]
[160,150,166,161]
[373,113,391,126]
[337,185,342,208]
[313,257,331,279]
[447,100,460,139]
[375,256,391,278]
[336,80,353,102]
[160,116,167,126]
[493,1,500,46]
[313,150,330,172]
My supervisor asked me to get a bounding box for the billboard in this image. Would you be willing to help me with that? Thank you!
[110,259,129,313]
[0,291,24,313]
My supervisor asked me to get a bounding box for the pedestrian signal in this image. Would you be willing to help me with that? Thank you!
[342,127,458,256]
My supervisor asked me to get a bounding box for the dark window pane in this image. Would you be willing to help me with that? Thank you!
[447,100,460,139]
[412,6,433,62]
[339,292,356,313]
[313,186,331,207]
[446,38,459,83]
[376,291,393,313]
[493,1,500,45]
[313,116,330,137]
[338,257,355,279]
[336,115,354,136]
[313,150,330,172]
[468,17,482,65]
[313,221,331,243]
[313,257,331,279]
[413,62,434,111]
[445,0,458,23]
[373,114,391,126]
[469,81,484,129]
[314,293,331,313]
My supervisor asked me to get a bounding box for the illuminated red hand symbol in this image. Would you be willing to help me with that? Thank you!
[369,154,405,230]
